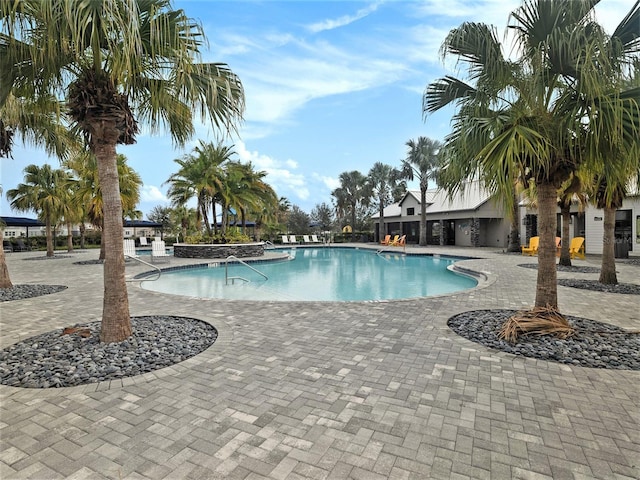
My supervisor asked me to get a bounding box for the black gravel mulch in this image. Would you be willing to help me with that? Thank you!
[448,309,640,370]
[0,284,68,302]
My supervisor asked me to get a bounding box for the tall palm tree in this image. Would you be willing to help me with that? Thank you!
[66,152,142,260]
[402,137,442,246]
[2,1,244,342]
[425,0,639,315]
[331,170,370,240]
[166,141,235,236]
[368,162,404,243]
[7,164,72,257]
[0,185,10,288]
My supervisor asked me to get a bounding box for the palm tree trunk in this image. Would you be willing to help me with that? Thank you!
[599,206,617,284]
[507,191,521,252]
[94,132,132,343]
[558,205,571,266]
[379,202,385,242]
[0,229,12,288]
[66,220,74,252]
[45,217,54,257]
[79,223,86,249]
[419,187,427,246]
[535,182,558,309]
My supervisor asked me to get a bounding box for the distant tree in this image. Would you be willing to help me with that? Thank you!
[402,137,442,246]
[368,162,405,242]
[310,202,334,231]
[148,206,173,239]
[7,164,73,257]
[287,205,311,234]
[332,170,370,240]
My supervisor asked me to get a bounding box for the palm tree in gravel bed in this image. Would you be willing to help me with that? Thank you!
[1,0,244,342]
[425,0,639,336]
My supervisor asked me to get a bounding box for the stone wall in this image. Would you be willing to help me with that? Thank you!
[173,243,265,259]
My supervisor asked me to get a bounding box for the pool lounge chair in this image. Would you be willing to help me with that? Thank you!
[289,235,299,244]
[281,235,290,244]
[139,236,149,247]
[123,238,138,259]
[391,235,406,247]
[380,234,391,245]
[569,236,585,259]
[311,234,321,243]
[303,235,312,244]
[151,240,170,263]
[521,236,539,256]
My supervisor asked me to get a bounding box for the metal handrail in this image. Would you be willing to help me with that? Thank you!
[225,255,268,285]
[125,254,162,282]
[264,240,275,249]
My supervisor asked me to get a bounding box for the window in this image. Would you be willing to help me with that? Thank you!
[407,207,415,216]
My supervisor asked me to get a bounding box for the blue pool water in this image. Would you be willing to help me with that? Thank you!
[141,247,477,302]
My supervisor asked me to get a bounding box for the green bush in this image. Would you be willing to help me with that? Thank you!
[184,231,251,244]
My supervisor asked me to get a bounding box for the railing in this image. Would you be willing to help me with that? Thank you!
[125,254,162,282]
[264,240,275,249]
[225,255,268,285]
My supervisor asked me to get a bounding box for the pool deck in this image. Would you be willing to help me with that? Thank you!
[0,245,638,479]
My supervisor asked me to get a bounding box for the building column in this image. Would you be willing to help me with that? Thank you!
[471,218,480,247]
[440,220,447,246]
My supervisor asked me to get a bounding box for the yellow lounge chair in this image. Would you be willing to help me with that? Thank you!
[521,236,539,256]
[387,235,399,246]
[380,234,391,245]
[391,234,406,247]
[569,236,585,259]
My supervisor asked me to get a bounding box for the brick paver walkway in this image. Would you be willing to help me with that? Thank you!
[1,245,638,479]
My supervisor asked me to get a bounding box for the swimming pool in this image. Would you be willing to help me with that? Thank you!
[140,247,477,302]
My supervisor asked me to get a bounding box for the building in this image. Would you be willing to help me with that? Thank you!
[373,182,510,248]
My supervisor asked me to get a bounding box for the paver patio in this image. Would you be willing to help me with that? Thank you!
[1,245,638,479]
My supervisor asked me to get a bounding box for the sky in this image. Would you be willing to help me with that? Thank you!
[0,0,632,220]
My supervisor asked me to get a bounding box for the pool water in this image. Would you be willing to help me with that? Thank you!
[141,247,477,302]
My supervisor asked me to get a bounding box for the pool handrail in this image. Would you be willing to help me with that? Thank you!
[225,255,268,285]
[125,254,162,282]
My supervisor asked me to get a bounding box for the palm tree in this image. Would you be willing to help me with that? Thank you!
[166,141,235,236]
[7,164,72,257]
[425,1,639,316]
[331,171,370,240]
[3,1,244,342]
[0,185,10,288]
[66,152,142,260]
[368,162,405,243]
[402,137,442,246]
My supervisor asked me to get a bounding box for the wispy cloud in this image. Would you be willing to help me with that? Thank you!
[306,1,384,33]
[141,185,168,203]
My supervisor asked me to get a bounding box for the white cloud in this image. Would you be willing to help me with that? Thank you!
[307,1,384,33]
[235,141,308,202]
[315,174,340,191]
[141,185,168,203]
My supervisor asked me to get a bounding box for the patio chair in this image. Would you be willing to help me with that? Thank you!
[14,238,31,251]
[151,240,170,263]
[123,238,138,259]
[311,234,321,243]
[387,235,399,247]
[380,234,391,245]
[569,236,585,259]
[281,235,290,244]
[3,240,13,253]
[521,236,539,256]
[391,235,406,247]
[289,235,299,244]
[303,235,312,244]
[139,236,149,247]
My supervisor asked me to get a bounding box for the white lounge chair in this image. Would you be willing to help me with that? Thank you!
[154,236,161,243]
[282,235,290,244]
[303,235,312,244]
[123,238,138,259]
[139,236,148,246]
[151,240,170,263]
[311,234,321,243]
[289,235,299,244]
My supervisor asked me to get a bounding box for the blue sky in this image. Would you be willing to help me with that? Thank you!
[1,0,630,219]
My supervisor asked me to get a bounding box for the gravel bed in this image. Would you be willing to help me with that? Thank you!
[0,284,68,302]
[0,316,218,388]
[73,259,104,265]
[22,255,73,260]
[558,279,640,295]
[518,263,601,273]
[448,309,640,370]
